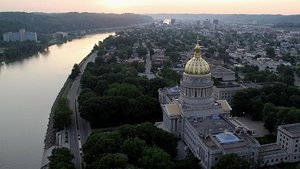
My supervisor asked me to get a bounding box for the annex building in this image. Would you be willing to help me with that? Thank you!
[158,41,300,169]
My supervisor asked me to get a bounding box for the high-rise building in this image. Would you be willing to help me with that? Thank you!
[3,29,37,42]
[170,19,176,25]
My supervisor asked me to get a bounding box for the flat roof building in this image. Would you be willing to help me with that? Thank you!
[3,29,37,42]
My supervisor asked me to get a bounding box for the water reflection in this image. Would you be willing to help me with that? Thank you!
[0,32,113,169]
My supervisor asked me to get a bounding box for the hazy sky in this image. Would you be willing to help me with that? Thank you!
[0,0,300,14]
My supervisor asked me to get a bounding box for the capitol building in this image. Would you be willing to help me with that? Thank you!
[158,41,300,168]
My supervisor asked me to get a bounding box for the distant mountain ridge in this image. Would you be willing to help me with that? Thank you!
[0,12,153,35]
[150,14,300,24]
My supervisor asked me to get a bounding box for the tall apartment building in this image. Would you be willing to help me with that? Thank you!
[3,29,37,42]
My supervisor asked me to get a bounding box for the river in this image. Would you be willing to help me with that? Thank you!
[0,32,113,169]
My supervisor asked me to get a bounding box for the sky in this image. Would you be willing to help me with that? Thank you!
[0,0,300,15]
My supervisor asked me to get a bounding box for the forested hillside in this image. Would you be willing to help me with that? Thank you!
[0,12,153,35]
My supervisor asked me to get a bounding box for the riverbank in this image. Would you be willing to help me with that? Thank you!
[0,23,147,64]
[0,32,113,169]
[43,49,91,149]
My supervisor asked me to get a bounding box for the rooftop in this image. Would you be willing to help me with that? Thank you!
[188,115,234,135]
[216,100,232,112]
[211,65,235,75]
[279,123,300,137]
[214,131,240,144]
[259,143,287,157]
[164,104,182,117]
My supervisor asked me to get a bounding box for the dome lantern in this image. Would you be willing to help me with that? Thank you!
[194,39,202,59]
[184,39,210,75]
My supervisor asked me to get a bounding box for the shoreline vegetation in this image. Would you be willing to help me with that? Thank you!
[44,51,92,150]
[0,12,153,63]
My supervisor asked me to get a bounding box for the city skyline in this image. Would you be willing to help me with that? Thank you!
[0,0,300,15]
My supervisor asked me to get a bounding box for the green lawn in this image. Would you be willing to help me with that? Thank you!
[256,134,277,145]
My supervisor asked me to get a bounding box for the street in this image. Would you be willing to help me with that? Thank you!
[67,52,97,169]
[142,42,155,79]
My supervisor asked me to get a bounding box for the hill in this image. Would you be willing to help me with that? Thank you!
[0,12,153,35]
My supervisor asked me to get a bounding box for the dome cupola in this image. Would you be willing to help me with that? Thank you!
[184,40,210,75]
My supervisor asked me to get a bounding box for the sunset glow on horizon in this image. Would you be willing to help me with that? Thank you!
[0,0,299,15]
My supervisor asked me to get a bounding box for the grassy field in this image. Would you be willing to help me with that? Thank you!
[256,134,277,145]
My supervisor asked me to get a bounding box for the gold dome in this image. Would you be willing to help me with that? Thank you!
[184,40,210,75]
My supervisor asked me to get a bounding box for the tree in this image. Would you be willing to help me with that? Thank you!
[53,98,72,130]
[160,68,182,85]
[96,153,128,169]
[121,137,146,163]
[152,129,178,157]
[78,89,97,105]
[145,78,167,97]
[136,46,148,57]
[231,90,252,116]
[94,80,109,95]
[117,124,137,139]
[168,52,181,63]
[138,147,174,169]
[79,96,129,127]
[214,154,250,169]
[80,72,98,89]
[48,148,75,169]
[174,155,201,169]
[82,131,122,165]
[95,56,105,65]
[262,103,277,133]
[130,61,145,73]
[265,47,275,58]
[106,83,142,98]
[69,64,80,80]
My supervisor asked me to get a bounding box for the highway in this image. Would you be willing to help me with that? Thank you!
[67,52,96,169]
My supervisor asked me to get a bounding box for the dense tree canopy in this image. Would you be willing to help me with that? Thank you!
[82,123,178,169]
[78,59,167,128]
[265,46,276,58]
[174,155,201,169]
[234,65,278,83]
[69,64,80,80]
[231,84,300,132]
[121,137,146,163]
[234,64,297,85]
[159,67,182,85]
[96,153,128,169]
[232,84,300,116]
[136,46,148,57]
[48,148,75,169]
[214,154,250,169]
[262,103,300,133]
[53,98,72,130]
[0,12,153,35]
[1,41,45,61]
[138,146,174,169]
